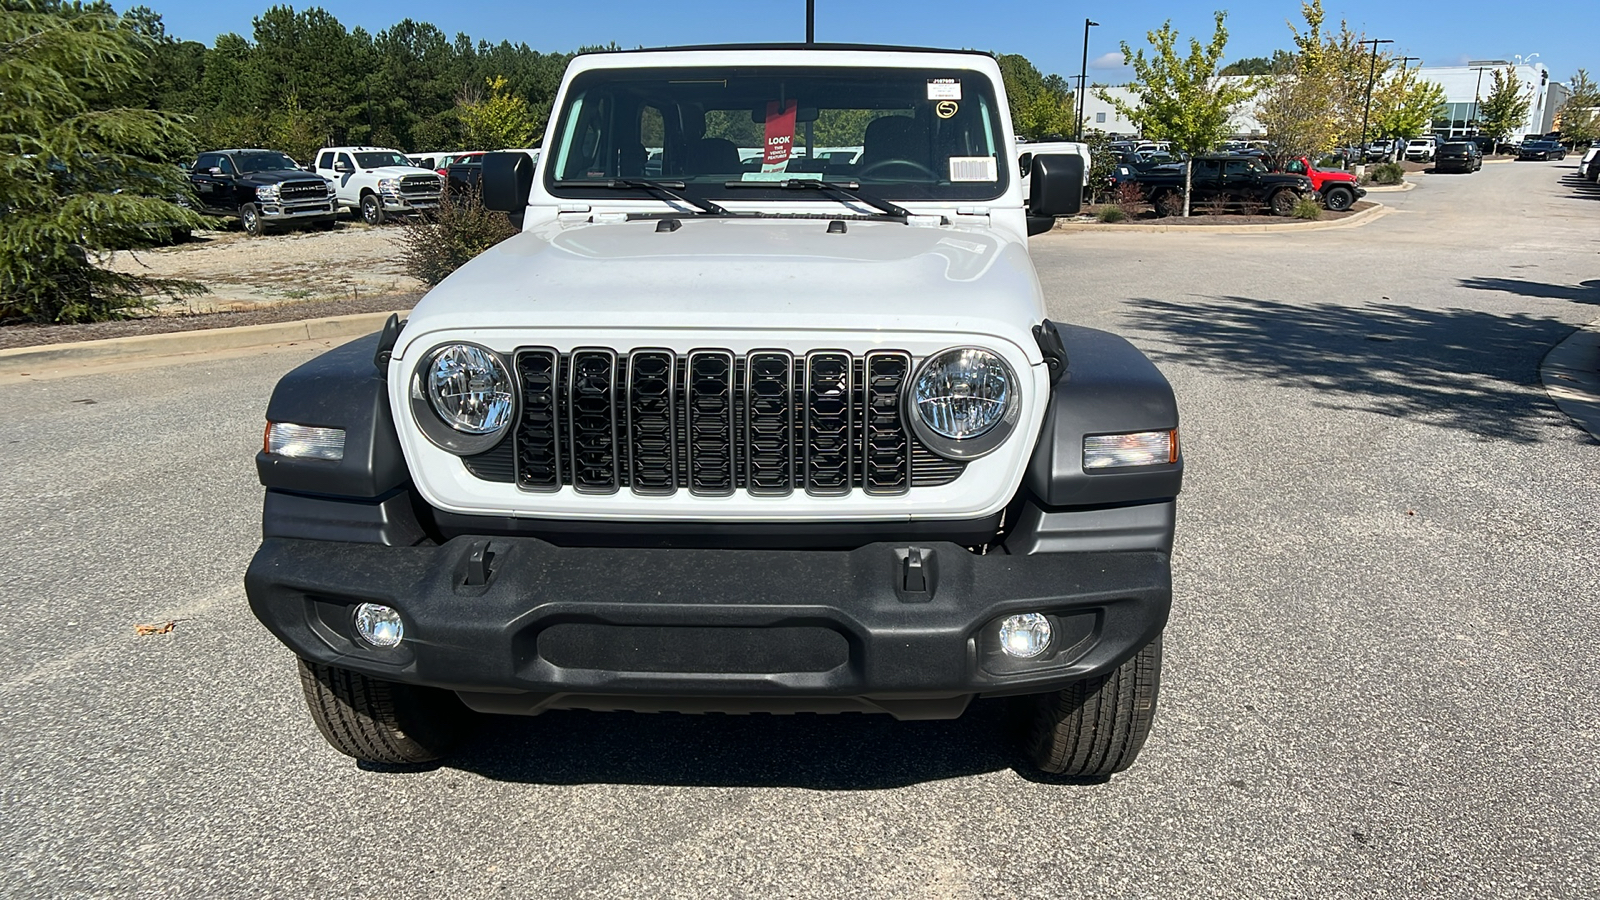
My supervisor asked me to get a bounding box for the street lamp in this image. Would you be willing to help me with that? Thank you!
[806,0,814,43]
[1358,38,1394,155]
[1077,19,1099,141]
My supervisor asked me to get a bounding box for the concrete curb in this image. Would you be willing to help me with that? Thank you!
[1541,318,1600,442]
[1050,200,1387,235]
[0,311,405,378]
[1364,181,1416,193]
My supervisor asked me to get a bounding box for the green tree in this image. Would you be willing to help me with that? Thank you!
[1371,66,1447,141]
[1478,65,1531,142]
[1557,69,1598,146]
[1,0,207,324]
[997,54,1076,139]
[458,75,535,149]
[1221,52,1290,77]
[1100,11,1257,215]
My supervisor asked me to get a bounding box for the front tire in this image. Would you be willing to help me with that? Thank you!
[1022,636,1162,777]
[1269,189,1297,217]
[360,193,385,226]
[1323,185,1355,211]
[240,203,264,237]
[297,658,474,764]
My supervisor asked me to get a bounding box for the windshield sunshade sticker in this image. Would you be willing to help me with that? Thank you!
[927,78,962,100]
[762,100,798,172]
[949,156,998,182]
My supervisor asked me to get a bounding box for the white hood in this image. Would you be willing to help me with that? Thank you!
[398,216,1046,363]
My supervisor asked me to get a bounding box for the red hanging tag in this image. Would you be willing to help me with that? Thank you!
[762,100,798,172]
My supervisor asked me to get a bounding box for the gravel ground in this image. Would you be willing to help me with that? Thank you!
[0,159,1596,899]
[104,220,423,312]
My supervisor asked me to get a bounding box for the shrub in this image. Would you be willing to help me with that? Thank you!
[1096,205,1127,223]
[1370,162,1405,185]
[398,185,519,286]
[1292,197,1323,220]
[1113,181,1145,219]
[1201,194,1231,217]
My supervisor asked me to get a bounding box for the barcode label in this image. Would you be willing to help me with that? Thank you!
[949,156,997,182]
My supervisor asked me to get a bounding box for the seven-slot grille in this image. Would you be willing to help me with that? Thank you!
[399,174,442,195]
[472,348,964,496]
[277,180,329,200]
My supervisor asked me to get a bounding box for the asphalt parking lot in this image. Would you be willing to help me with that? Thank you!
[2,160,1597,899]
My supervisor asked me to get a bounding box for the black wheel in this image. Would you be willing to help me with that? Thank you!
[240,203,264,237]
[361,193,385,226]
[297,657,474,764]
[1269,189,1297,216]
[1022,636,1162,777]
[1323,185,1356,211]
[1153,190,1184,217]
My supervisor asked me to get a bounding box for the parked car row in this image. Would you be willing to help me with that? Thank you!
[1107,154,1316,217]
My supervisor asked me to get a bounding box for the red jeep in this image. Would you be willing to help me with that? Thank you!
[1281,156,1365,211]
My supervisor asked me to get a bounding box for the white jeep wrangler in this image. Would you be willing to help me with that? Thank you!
[313,146,443,225]
[251,45,1183,779]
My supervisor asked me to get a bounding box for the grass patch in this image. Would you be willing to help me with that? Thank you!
[1096,206,1127,223]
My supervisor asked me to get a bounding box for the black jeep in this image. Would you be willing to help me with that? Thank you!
[1122,155,1314,217]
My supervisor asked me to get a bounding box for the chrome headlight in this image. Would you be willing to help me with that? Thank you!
[905,347,1020,459]
[254,184,279,202]
[378,177,400,192]
[409,343,516,454]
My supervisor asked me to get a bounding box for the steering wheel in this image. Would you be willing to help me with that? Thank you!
[856,158,938,180]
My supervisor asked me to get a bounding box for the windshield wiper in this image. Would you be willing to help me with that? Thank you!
[724,178,910,220]
[588,178,730,216]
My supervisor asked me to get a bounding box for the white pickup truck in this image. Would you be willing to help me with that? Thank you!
[312,146,443,225]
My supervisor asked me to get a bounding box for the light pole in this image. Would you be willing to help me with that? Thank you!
[1077,19,1099,141]
[1471,65,1488,136]
[806,0,814,43]
[1358,38,1394,157]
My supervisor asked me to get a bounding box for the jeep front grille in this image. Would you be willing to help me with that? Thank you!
[464,348,965,495]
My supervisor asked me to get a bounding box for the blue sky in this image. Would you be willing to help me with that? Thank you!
[146,0,1591,83]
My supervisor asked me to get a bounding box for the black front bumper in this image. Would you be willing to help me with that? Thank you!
[247,536,1170,720]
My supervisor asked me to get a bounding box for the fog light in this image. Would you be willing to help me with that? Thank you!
[999,613,1052,659]
[354,603,403,648]
[265,422,345,460]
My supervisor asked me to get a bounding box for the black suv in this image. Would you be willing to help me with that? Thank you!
[188,149,338,236]
[1122,155,1313,216]
[1434,141,1483,173]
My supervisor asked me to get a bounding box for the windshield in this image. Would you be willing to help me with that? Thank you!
[235,152,301,173]
[355,151,413,168]
[545,64,1009,203]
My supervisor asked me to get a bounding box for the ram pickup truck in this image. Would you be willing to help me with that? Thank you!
[248,44,1182,779]
[1280,156,1365,211]
[186,149,337,236]
[312,146,444,225]
[1121,154,1313,216]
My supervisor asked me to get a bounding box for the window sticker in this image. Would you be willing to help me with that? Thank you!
[935,100,959,119]
[762,99,798,172]
[949,156,998,182]
[927,78,962,100]
[740,171,823,182]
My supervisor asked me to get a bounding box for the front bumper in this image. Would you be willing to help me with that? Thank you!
[247,536,1170,720]
[259,202,335,220]
[379,189,441,212]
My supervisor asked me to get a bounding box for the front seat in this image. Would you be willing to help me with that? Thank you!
[683,138,741,176]
[860,116,929,173]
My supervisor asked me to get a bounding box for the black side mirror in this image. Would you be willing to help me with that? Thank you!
[1026,154,1084,235]
[482,151,535,213]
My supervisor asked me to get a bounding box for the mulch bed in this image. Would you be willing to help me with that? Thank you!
[1078,199,1376,227]
[0,293,423,351]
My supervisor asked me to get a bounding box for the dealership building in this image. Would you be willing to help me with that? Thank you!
[1079,58,1570,142]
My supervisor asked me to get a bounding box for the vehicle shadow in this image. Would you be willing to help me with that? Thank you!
[1122,295,1590,444]
[418,698,1068,788]
[1558,172,1600,198]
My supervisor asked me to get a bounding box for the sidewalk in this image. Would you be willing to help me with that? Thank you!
[1541,318,1600,441]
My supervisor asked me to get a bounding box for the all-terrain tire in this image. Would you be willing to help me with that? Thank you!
[1022,636,1162,777]
[1323,185,1355,212]
[1269,189,1297,216]
[361,193,385,226]
[297,657,474,764]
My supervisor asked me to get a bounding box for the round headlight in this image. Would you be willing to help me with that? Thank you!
[906,347,1019,459]
[410,343,516,455]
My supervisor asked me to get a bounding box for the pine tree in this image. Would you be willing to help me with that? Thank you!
[1478,65,1532,143]
[1,0,207,323]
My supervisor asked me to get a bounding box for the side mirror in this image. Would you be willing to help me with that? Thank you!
[206,166,224,176]
[1026,154,1084,235]
[482,151,535,213]
[334,162,353,174]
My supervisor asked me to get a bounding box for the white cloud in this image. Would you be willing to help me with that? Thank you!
[1089,51,1127,70]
